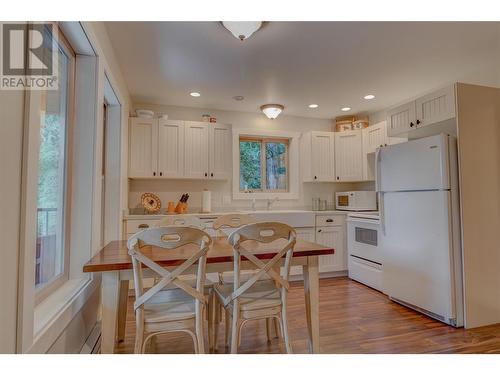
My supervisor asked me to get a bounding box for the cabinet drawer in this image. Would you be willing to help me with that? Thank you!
[126,219,159,233]
[315,215,345,227]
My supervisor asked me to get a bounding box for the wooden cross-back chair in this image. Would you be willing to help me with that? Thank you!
[213,222,297,354]
[212,213,279,345]
[127,226,212,354]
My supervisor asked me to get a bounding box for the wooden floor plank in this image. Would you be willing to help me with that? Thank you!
[114,277,500,354]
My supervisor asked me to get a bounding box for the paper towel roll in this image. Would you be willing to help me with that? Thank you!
[201,190,211,213]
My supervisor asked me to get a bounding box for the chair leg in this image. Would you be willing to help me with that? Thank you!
[266,318,272,342]
[196,308,205,354]
[213,298,220,352]
[281,312,293,354]
[224,309,231,348]
[207,292,215,353]
[134,313,144,354]
[274,317,281,339]
[230,309,240,354]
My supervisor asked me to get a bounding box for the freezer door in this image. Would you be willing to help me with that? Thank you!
[378,134,450,192]
[382,190,457,322]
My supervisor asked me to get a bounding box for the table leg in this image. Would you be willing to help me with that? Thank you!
[101,272,120,354]
[302,256,320,353]
[117,280,129,342]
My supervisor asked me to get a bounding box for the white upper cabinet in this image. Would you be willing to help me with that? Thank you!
[387,101,416,137]
[184,121,210,179]
[300,131,335,182]
[209,123,232,179]
[335,130,363,182]
[129,117,158,178]
[184,121,232,180]
[387,84,456,137]
[415,85,456,128]
[157,119,184,178]
[363,121,387,154]
[129,118,231,180]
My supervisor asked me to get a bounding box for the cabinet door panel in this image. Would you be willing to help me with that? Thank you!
[387,102,416,137]
[311,132,335,181]
[335,130,363,182]
[184,122,209,178]
[363,121,387,154]
[209,123,231,179]
[316,226,346,272]
[158,119,184,177]
[129,118,157,177]
[415,85,455,127]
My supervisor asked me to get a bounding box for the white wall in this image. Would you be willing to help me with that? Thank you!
[0,89,24,353]
[129,103,367,211]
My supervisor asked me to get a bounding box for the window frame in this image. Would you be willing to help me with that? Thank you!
[232,129,300,200]
[34,24,76,304]
[239,136,290,193]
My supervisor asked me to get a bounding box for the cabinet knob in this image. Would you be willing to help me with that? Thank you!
[159,172,162,176]
[416,119,421,125]
[205,172,208,177]
[138,224,149,229]
[153,172,156,176]
[314,176,317,180]
[211,173,214,177]
[318,229,322,233]
[410,122,414,127]
[326,219,333,223]
[385,143,388,146]
[336,176,339,180]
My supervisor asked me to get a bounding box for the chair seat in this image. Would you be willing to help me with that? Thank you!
[214,280,282,311]
[144,288,196,323]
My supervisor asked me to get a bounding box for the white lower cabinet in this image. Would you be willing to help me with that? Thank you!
[314,213,347,273]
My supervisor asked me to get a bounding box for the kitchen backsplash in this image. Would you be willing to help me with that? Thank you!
[128,178,374,212]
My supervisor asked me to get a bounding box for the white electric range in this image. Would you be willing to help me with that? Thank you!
[346,211,384,293]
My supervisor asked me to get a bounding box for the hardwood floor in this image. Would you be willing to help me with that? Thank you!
[114,277,500,354]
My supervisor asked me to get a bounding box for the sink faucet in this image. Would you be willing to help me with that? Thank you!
[251,198,256,211]
[267,197,279,210]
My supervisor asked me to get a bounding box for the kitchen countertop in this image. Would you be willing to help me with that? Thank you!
[123,208,350,220]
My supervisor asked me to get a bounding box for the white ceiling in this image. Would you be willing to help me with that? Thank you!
[105,22,500,119]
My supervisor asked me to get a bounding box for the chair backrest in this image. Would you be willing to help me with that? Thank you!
[212,213,256,237]
[222,222,296,307]
[155,215,204,229]
[127,226,212,311]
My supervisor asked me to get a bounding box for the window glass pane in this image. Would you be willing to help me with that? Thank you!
[265,142,288,190]
[239,140,261,190]
[35,30,69,289]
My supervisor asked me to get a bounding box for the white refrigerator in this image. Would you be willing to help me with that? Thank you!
[376,134,464,327]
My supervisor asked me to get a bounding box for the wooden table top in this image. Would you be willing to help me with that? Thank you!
[83,237,334,273]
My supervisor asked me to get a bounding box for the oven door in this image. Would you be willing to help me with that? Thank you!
[347,218,381,263]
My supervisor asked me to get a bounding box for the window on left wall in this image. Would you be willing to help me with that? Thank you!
[35,25,75,299]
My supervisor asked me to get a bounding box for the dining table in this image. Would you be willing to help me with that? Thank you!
[83,236,334,354]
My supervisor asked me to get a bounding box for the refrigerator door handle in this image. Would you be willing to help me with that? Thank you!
[379,192,385,235]
[375,147,382,192]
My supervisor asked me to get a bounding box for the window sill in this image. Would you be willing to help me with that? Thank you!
[30,276,98,353]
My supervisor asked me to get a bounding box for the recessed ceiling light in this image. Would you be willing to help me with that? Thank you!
[233,95,244,101]
[190,92,201,97]
[341,107,351,112]
[308,104,319,109]
[364,94,375,100]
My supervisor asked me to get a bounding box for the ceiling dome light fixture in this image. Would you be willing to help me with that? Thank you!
[364,94,375,100]
[261,104,284,120]
[222,21,263,41]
